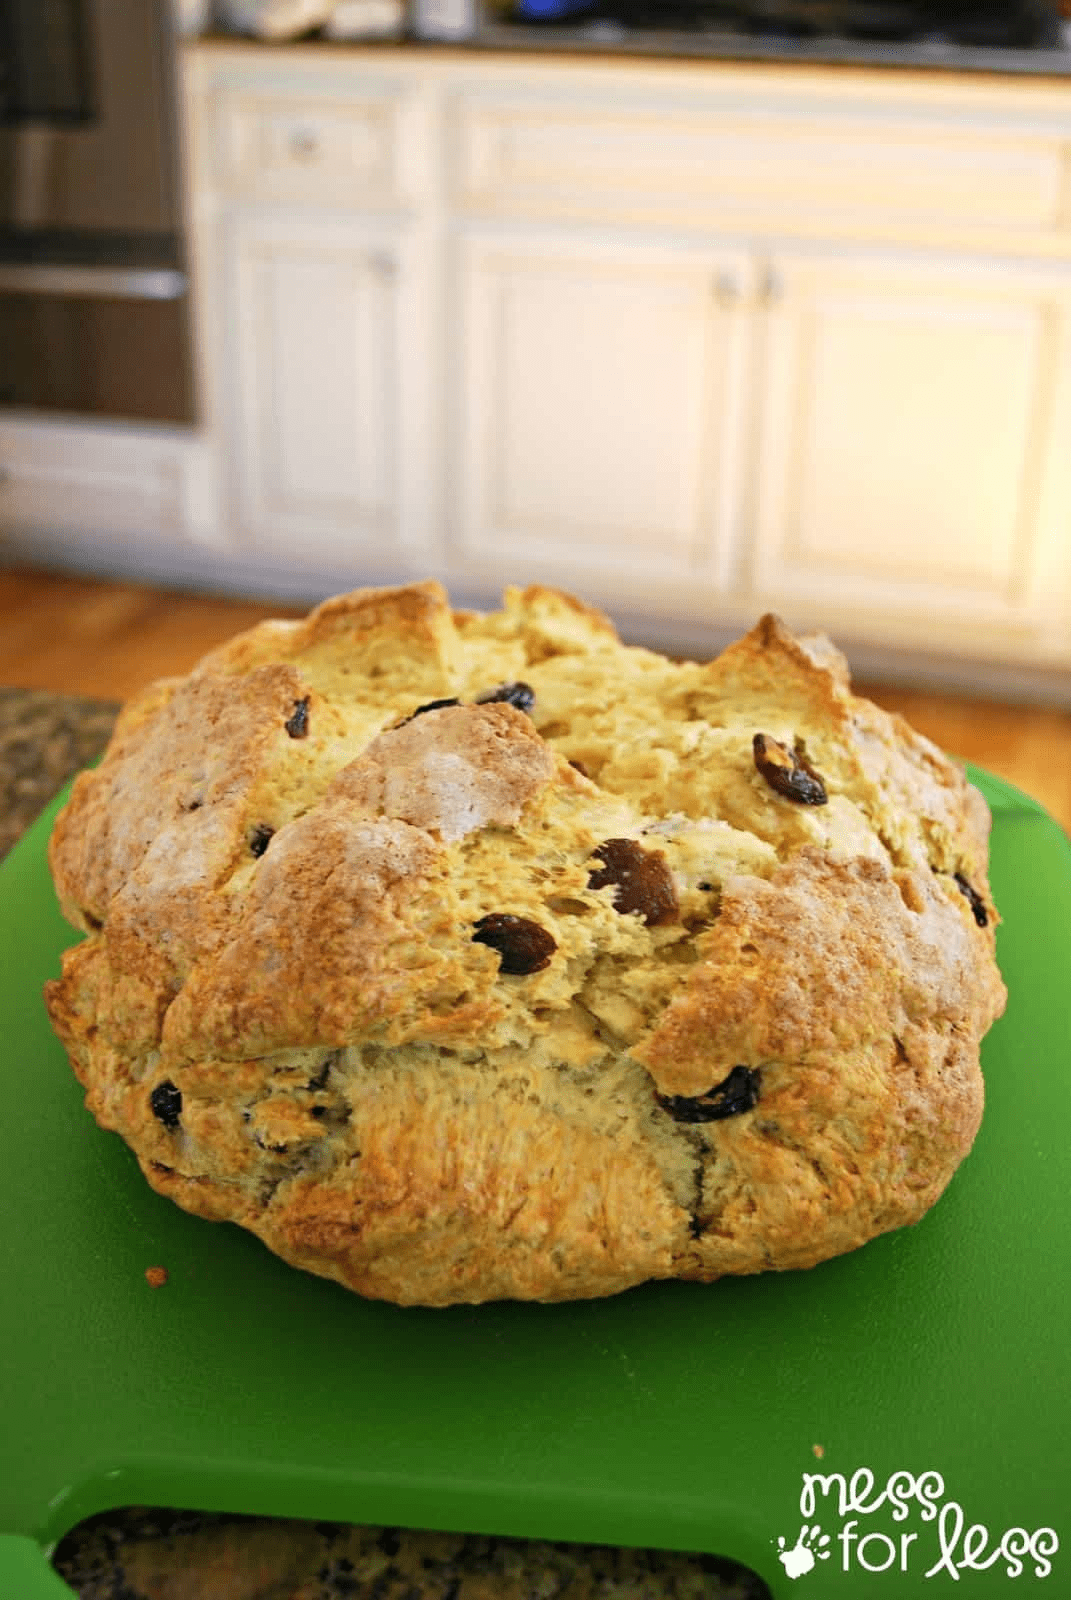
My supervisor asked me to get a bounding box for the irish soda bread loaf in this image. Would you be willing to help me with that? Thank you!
[45,583,1006,1305]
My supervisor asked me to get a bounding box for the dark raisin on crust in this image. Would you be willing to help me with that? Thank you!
[753,733,828,806]
[472,913,557,975]
[249,825,274,858]
[657,1065,761,1124]
[475,681,536,715]
[588,838,680,927]
[285,696,310,738]
[150,1081,183,1131]
[397,697,461,727]
[954,872,989,927]
[416,696,461,715]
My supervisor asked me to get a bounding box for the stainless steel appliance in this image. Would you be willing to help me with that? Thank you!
[0,0,195,424]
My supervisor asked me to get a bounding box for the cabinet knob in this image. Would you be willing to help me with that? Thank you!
[368,252,397,279]
[288,126,321,162]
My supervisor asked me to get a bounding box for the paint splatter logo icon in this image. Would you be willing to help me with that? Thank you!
[777,1525,832,1579]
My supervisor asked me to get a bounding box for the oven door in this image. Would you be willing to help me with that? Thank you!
[0,0,195,425]
[0,234,194,425]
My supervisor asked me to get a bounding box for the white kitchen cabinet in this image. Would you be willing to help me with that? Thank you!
[751,247,1071,637]
[210,79,426,213]
[450,87,1068,242]
[452,227,1071,649]
[167,46,1071,683]
[452,228,753,603]
[0,415,214,548]
[226,212,432,560]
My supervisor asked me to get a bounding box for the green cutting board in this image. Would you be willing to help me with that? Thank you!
[2,769,1069,1600]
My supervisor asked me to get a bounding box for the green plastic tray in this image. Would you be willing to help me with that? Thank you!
[3,769,1069,1599]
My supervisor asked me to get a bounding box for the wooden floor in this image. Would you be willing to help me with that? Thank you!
[3,563,1070,831]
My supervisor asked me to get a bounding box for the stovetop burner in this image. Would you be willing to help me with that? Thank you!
[507,0,1066,51]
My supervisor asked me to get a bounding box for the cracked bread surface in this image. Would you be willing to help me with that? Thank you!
[44,581,1007,1306]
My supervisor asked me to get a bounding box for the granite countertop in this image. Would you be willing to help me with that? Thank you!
[2,686,770,1600]
[465,21,1071,77]
[0,688,120,863]
[194,22,1071,79]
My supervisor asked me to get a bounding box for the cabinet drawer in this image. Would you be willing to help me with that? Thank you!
[212,84,418,209]
[0,420,186,542]
[451,97,1069,238]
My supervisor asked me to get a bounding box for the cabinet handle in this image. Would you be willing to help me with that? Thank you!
[368,253,397,279]
[288,126,321,162]
[759,265,784,307]
[714,270,742,307]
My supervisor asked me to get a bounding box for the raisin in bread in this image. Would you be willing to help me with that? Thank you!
[44,582,1006,1306]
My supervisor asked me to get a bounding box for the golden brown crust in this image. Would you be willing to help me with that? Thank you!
[630,850,1000,1097]
[44,584,1006,1306]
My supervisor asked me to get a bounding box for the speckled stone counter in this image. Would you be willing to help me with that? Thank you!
[0,689,119,863]
[3,689,770,1600]
[51,1513,769,1600]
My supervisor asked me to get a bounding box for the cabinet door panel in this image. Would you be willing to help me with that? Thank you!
[754,251,1071,630]
[454,231,751,600]
[260,248,393,515]
[229,215,427,558]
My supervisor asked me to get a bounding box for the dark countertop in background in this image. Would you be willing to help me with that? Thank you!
[0,688,118,862]
[2,686,769,1600]
[465,22,1071,76]
[196,23,1071,79]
